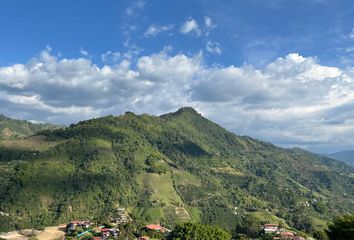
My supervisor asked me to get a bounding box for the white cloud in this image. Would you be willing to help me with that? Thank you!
[125,0,146,17]
[179,17,217,37]
[144,24,174,37]
[1,50,354,152]
[101,51,121,63]
[206,40,222,55]
[80,47,89,57]
[180,19,201,36]
[349,26,354,40]
[204,16,217,35]
[204,16,214,29]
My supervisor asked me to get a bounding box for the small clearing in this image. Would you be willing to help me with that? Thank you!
[0,226,65,240]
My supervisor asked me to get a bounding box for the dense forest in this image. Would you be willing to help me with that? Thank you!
[0,107,353,239]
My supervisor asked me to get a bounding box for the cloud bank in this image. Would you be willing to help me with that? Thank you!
[1,49,354,152]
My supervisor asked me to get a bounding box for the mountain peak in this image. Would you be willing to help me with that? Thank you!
[176,107,199,115]
[160,107,201,119]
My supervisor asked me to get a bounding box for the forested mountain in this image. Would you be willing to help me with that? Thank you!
[327,150,354,167]
[0,114,59,140]
[0,107,353,238]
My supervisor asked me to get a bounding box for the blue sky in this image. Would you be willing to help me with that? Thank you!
[1,0,354,67]
[1,0,354,153]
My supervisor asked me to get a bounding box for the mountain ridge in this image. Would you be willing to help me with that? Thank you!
[0,114,60,140]
[0,108,353,238]
[326,150,354,167]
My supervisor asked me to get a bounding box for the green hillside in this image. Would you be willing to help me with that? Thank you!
[0,107,353,238]
[0,114,59,140]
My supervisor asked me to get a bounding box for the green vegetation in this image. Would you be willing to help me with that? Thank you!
[326,214,354,240]
[0,107,353,239]
[168,222,231,240]
[0,114,59,140]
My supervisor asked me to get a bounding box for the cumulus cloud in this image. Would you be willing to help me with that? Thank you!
[144,24,174,37]
[180,19,201,36]
[1,49,354,152]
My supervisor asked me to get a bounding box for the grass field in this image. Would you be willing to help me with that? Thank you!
[247,210,288,226]
[136,172,183,206]
[0,135,63,151]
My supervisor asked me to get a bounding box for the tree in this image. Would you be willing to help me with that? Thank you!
[168,222,232,240]
[326,214,354,240]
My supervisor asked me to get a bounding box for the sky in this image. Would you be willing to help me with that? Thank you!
[1,0,354,153]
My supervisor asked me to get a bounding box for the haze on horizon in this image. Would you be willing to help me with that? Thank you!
[1,0,354,154]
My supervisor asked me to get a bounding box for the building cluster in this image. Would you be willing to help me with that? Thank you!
[66,220,119,240]
[262,224,305,240]
[110,208,132,225]
[65,215,170,240]
[138,224,171,240]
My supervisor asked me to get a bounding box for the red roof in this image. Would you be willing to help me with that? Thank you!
[139,237,150,240]
[93,237,102,240]
[264,224,279,227]
[70,220,83,224]
[101,228,111,232]
[145,224,163,230]
[70,220,90,224]
[280,232,295,236]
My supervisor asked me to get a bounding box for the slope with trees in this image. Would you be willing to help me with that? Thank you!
[0,107,353,239]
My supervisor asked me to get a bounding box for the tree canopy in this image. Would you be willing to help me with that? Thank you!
[326,214,354,240]
[167,222,232,240]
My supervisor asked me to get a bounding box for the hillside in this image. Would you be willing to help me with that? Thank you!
[0,107,353,238]
[0,114,59,140]
[327,150,354,167]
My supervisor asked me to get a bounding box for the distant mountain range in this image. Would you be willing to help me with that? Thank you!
[0,114,59,140]
[326,150,354,167]
[0,108,353,238]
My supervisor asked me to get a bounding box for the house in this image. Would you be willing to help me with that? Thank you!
[263,224,279,233]
[275,231,304,240]
[279,231,295,237]
[110,208,132,225]
[144,224,170,233]
[280,236,305,240]
[101,228,119,239]
[93,237,102,240]
[138,236,150,240]
[294,237,305,240]
[67,220,90,230]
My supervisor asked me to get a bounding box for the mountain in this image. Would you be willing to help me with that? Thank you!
[0,107,353,238]
[0,114,59,140]
[327,150,354,167]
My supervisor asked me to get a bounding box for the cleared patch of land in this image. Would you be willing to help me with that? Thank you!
[0,226,65,240]
[136,172,183,205]
[0,135,63,151]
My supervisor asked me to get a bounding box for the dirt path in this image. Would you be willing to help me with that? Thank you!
[37,226,65,240]
[0,226,65,240]
[0,231,27,240]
